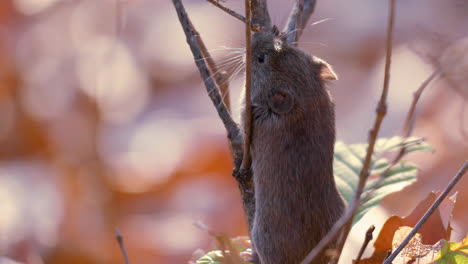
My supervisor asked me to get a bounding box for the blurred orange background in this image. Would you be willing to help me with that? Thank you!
[0,0,467,263]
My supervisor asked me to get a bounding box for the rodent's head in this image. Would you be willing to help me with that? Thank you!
[250,26,337,115]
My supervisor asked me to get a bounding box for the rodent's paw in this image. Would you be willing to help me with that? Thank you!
[268,90,294,114]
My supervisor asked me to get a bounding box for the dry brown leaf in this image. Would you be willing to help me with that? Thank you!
[390,226,444,264]
[360,191,454,264]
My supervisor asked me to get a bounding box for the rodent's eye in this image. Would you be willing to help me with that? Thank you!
[257,53,266,64]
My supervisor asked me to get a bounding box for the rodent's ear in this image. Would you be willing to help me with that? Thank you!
[272,25,280,36]
[312,57,338,81]
[320,61,338,80]
[272,25,287,42]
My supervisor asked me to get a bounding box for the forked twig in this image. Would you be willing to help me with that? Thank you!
[301,1,396,263]
[402,69,441,137]
[386,69,441,163]
[383,161,468,264]
[173,0,259,231]
[354,225,375,264]
[115,228,131,264]
[284,0,316,42]
[195,31,232,112]
[172,0,241,159]
[251,0,272,30]
[284,0,304,45]
[241,0,253,170]
[206,0,246,23]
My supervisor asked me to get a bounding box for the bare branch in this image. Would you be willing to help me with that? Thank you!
[331,0,395,261]
[195,31,232,113]
[284,0,316,43]
[241,0,253,170]
[172,0,241,158]
[383,161,468,264]
[402,69,441,137]
[115,228,131,264]
[284,0,304,45]
[173,0,256,230]
[206,0,246,23]
[354,225,375,264]
[301,1,396,263]
[300,0,317,32]
[459,102,468,142]
[251,0,271,30]
[386,69,440,163]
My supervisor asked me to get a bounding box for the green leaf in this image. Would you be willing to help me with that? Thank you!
[334,137,433,225]
[196,250,224,264]
[433,235,468,264]
[195,236,252,264]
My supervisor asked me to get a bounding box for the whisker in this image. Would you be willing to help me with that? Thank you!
[285,28,300,38]
[291,41,327,47]
[206,59,242,96]
[195,50,244,62]
[203,57,244,85]
[208,58,244,74]
[310,18,332,27]
[219,45,245,50]
[214,61,245,109]
[215,56,244,69]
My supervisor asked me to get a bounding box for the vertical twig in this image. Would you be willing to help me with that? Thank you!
[459,101,468,141]
[401,69,440,137]
[284,0,304,45]
[332,0,395,261]
[301,1,396,263]
[388,69,440,163]
[172,0,271,232]
[383,161,468,264]
[284,0,316,43]
[251,0,272,30]
[115,228,131,264]
[354,225,375,264]
[195,31,232,112]
[241,0,253,171]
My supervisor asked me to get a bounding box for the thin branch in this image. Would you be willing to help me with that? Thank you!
[284,0,304,45]
[402,69,440,137]
[195,30,232,112]
[332,0,395,261]
[284,0,316,43]
[383,161,468,264]
[115,228,131,264]
[206,0,246,23]
[241,0,253,170]
[172,0,241,159]
[301,1,396,263]
[459,101,468,142]
[173,0,256,231]
[300,0,317,33]
[251,0,272,30]
[387,69,440,163]
[354,225,375,264]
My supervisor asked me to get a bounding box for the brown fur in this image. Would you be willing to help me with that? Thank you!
[242,28,345,264]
